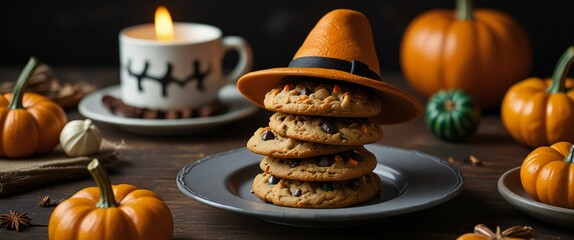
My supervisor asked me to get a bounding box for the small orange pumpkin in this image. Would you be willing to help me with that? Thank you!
[501,46,574,148]
[520,141,574,209]
[48,159,174,240]
[400,0,531,109]
[0,57,67,158]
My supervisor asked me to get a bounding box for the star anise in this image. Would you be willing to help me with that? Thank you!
[473,224,536,240]
[0,210,32,232]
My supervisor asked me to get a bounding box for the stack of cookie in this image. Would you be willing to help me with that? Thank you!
[237,9,422,208]
[247,80,384,208]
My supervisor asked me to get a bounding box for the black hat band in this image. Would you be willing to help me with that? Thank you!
[288,56,381,81]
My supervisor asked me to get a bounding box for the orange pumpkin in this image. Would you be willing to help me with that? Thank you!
[501,46,574,148]
[0,57,67,158]
[49,159,174,240]
[400,0,531,109]
[520,141,574,209]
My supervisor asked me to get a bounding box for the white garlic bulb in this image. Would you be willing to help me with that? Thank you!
[60,119,103,157]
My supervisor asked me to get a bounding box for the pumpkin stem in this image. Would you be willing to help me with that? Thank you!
[456,0,474,21]
[8,57,40,110]
[565,144,574,164]
[444,99,456,112]
[87,159,119,208]
[547,46,574,94]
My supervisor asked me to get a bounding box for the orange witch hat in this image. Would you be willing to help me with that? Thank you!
[237,9,422,124]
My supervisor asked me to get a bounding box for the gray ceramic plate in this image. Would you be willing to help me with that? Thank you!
[498,167,574,229]
[79,84,258,135]
[176,144,464,227]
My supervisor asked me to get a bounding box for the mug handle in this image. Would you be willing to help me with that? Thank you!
[222,36,253,84]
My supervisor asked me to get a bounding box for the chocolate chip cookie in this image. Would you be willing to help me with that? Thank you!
[263,81,381,118]
[268,112,383,145]
[259,146,377,181]
[252,172,381,208]
[247,127,355,158]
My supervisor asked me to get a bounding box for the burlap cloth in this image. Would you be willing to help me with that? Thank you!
[0,139,123,197]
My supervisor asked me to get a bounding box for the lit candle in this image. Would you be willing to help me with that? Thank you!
[154,6,174,42]
[118,6,253,111]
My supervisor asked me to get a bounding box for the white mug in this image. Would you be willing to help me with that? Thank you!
[119,23,253,110]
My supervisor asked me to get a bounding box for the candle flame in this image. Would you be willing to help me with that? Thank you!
[155,6,174,42]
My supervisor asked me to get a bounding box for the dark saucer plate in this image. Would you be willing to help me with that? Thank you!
[498,166,574,229]
[78,84,258,135]
[177,144,464,227]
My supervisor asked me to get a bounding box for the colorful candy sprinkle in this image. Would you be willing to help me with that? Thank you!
[348,159,359,166]
[359,124,368,134]
[321,182,334,191]
[333,85,341,94]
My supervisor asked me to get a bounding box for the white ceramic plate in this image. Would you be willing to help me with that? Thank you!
[177,144,464,227]
[498,167,574,229]
[78,84,258,135]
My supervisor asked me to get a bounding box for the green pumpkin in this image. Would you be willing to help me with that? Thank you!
[425,89,481,141]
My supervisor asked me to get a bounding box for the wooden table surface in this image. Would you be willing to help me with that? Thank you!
[0,68,572,239]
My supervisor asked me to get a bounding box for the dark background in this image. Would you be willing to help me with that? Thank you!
[1,0,573,77]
